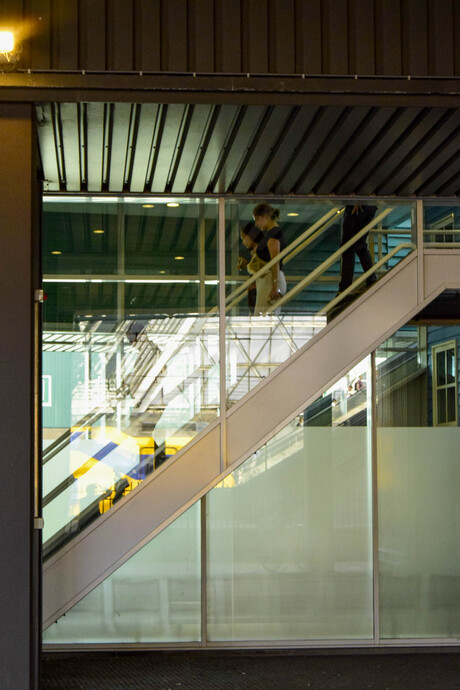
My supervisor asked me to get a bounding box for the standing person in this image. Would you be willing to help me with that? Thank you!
[338,204,377,293]
[252,203,287,314]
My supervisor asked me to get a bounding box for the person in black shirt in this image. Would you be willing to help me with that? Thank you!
[252,203,287,314]
[339,204,377,293]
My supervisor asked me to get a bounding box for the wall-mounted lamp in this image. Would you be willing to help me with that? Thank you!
[0,30,21,68]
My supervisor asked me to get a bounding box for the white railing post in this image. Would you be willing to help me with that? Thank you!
[416,200,424,304]
[218,197,227,473]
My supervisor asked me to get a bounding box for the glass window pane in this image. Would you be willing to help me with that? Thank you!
[437,389,446,424]
[436,351,446,386]
[423,205,460,247]
[43,503,201,644]
[207,357,373,641]
[42,197,219,555]
[377,324,460,639]
[447,386,456,423]
[446,349,456,384]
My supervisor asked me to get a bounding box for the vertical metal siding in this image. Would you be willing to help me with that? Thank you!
[3,0,457,76]
[107,0,134,71]
[321,0,348,74]
[268,0,295,74]
[26,0,52,69]
[242,0,268,73]
[188,0,215,72]
[455,1,460,75]
[294,0,322,73]
[374,0,402,75]
[428,1,455,76]
[51,1,79,70]
[134,0,161,71]
[215,0,242,72]
[348,0,375,75]
[401,0,428,76]
[79,0,106,70]
[161,0,188,72]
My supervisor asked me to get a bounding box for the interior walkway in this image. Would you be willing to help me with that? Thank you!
[42,649,460,689]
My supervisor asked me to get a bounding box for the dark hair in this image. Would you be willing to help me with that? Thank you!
[241,222,263,243]
[252,203,280,220]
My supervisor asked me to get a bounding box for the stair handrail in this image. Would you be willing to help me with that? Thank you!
[42,409,108,465]
[224,206,343,311]
[318,241,415,315]
[265,207,394,314]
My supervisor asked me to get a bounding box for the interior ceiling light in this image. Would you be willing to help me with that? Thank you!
[51,250,62,255]
[142,204,154,208]
[93,229,104,234]
[167,202,180,207]
[287,212,299,217]
[174,256,185,260]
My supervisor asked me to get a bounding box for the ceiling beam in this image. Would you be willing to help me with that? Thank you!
[0,73,459,107]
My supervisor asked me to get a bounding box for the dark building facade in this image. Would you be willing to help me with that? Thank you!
[0,2,459,688]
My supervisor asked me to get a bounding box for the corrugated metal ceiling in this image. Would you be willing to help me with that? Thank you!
[37,102,460,197]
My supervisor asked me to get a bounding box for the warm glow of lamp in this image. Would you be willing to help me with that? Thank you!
[93,229,104,234]
[142,204,154,208]
[287,212,299,217]
[0,32,14,53]
[51,250,62,255]
[174,256,185,260]
[167,202,180,207]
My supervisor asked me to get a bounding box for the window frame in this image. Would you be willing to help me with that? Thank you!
[432,340,458,427]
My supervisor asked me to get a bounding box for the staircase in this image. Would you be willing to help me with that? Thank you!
[42,249,460,629]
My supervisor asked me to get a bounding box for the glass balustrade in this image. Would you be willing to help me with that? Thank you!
[225,199,415,408]
[424,203,460,247]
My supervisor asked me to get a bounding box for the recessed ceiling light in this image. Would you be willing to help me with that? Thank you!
[174,256,185,260]
[51,250,62,255]
[142,204,154,208]
[287,212,299,217]
[167,202,180,207]
[84,314,93,318]
[93,229,104,234]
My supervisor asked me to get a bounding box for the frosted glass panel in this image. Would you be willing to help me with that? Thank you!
[378,428,460,638]
[43,503,201,644]
[377,324,460,639]
[207,410,373,641]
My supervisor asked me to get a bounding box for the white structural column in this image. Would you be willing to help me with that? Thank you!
[218,197,227,474]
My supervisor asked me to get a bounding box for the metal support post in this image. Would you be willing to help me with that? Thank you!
[218,198,227,473]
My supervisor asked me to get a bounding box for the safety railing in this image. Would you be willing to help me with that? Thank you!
[42,203,415,559]
[225,206,343,312]
[265,207,414,314]
[423,228,460,248]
